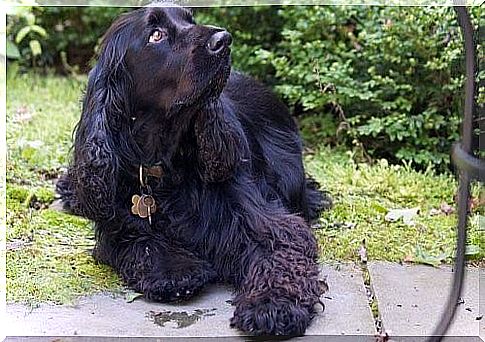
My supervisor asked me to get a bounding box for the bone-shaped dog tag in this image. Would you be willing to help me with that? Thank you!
[131,194,157,224]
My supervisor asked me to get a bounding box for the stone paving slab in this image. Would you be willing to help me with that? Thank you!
[368,262,483,338]
[5,264,376,339]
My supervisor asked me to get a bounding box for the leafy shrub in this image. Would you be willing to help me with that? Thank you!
[259,6,483,170]
[6,7,48,65]
[7,7,129,72]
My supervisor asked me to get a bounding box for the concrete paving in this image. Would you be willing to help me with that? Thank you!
[5,264,376,339]
[368,262,483,338]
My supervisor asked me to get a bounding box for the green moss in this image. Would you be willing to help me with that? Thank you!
[7,74,122,305]
[6,185,30,203]
[306,147,484,263]
[6,209,121,304]
[34,187,55,204]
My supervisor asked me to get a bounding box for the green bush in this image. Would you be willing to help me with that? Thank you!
[260,6,483,170]
[6,7,47,66]
[7,7,129,72]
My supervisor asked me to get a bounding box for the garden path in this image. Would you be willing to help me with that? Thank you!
[4,263,483,341]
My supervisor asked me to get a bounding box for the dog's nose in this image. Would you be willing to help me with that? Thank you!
[207,31,232,55]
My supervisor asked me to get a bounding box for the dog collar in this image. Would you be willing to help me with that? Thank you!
[142,165,164,179]
[127,163,164,181]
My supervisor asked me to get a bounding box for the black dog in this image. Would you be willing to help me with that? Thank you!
[57,6,330,336]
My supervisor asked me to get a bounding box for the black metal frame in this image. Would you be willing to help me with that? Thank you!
[428,6,481,341]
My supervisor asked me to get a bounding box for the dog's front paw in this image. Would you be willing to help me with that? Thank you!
[140,262,216,303]
[230,296,312,336]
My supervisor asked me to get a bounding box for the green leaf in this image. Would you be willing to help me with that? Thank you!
[25,12,36,26]
[6,40,21,59]
[413,246,446,267]
[15,26,31,44]
[29,40,42,56]
[29,25,47,37]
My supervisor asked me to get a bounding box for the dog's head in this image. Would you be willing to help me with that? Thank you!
[93,6,232,114]
[72,5,233,177]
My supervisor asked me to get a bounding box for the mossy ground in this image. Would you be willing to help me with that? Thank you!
[7,72,121,305]
[305,149,483,263]
[6,72,484,305]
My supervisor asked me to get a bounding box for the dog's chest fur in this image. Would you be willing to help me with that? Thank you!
[122,166,223,241]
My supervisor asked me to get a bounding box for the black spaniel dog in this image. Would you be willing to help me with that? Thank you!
[57,5,331,336]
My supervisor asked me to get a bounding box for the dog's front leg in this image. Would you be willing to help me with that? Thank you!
[94,221,217,303]
[229,211,325,336]
[195,101,248,183]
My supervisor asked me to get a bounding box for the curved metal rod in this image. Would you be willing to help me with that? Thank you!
[427,6,476,341]
[452,142,485,182]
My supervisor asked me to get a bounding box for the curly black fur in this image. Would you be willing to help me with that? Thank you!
[56,6,331,336]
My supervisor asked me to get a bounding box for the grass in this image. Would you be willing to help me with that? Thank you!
[306,149,483,263]
[6,72,484,305]
[7,72,121,305]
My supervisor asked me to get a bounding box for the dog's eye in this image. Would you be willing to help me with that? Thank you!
[149,29,168,43]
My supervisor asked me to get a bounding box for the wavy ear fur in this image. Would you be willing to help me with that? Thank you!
[57,14,135,221]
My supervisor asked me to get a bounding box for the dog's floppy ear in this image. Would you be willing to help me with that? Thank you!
[67,15,135,221]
